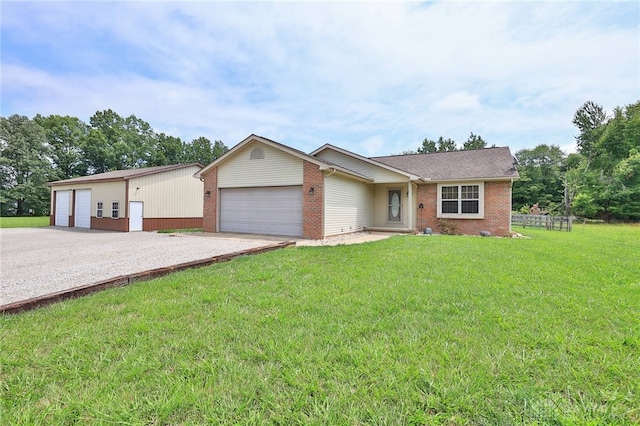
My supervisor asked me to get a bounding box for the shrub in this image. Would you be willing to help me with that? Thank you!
[437,218,459,235]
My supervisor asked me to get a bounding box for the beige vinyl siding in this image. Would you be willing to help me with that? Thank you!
[315,149,408,183]
[218,142,303,188]
[128,165,203,218]
[324,174,374,236]
[373,183,411,228]
[50,182,125,217]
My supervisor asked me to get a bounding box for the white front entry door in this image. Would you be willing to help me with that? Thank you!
[129,201,143,231]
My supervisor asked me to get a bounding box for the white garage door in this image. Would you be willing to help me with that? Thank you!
[55,191,70,227]
[220,186,303,236]
[74,189,91,229]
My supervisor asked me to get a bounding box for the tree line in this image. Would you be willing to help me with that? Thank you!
[0,109,228,216]
[513,100,640,221]
[2,100,638,220]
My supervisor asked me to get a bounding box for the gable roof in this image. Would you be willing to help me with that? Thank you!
[371,147,519,181]
[47,163,203,186]
[311,143,421,181]
[195,134,373,182]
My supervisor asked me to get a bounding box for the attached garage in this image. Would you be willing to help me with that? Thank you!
[196,135,376,239]
[220,186,303,236]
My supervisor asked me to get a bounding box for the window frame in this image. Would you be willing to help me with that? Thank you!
[111,201,120,219]
[96,201,103,218]
[437,182,484,219]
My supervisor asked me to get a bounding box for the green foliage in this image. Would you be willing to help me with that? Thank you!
[2,226,639,424]
[462,132,487,150]
[515,99,640,220]
[0,115,52,216]
[1,110,228,216]
[34,114,88,179]
[0,216,49,228]
[418,133,488,154]
[512,144,565,211]
[417,136,458,153]
[608,149,640,219]
[184,137,228,165]
[571,193,601,218]
[417,137,437,153]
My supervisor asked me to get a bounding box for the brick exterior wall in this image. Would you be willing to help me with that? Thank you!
[202,167,217,233]
[416,181,512,236]
[91,217,129,232]
[302,160,324,239]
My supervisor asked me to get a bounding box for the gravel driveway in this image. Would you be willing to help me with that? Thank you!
[0,227,286,306]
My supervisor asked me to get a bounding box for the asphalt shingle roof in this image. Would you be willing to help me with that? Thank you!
[371,147,519,181]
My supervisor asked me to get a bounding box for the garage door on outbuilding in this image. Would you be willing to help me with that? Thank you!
[74,189,91,229]
[55,191,70,227]
[219,186,303,237]
[47,163,204,232]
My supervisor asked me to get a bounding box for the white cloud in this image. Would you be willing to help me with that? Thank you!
[1,1,638,156]
[434,92,482,112]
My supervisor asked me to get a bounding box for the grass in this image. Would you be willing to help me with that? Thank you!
[2,225,639,424]
[157,227,203,234]
[0,216,49,228]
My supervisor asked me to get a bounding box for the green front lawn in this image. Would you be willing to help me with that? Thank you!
[2,225,639,424]
[0,216,50,228]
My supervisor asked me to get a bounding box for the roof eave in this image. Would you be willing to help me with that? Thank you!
[195,134,330,178]
[311,143,420,181]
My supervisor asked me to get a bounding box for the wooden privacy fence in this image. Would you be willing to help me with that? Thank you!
[511,214,573,231]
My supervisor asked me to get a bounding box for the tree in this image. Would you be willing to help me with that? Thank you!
[417,138,437,154]
[184,137,228,165]
[436,137,457,152]
[512,144,565,212]
[83,110,157,172]
[0,115,52,216]
[462,132,487,150]
[572,101,607,164]
[607,149,640,220]
[34,114,88,179]
[148,133,186,166]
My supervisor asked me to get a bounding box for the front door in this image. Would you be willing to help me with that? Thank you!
[129,201,143,231]
[388,189,402,223]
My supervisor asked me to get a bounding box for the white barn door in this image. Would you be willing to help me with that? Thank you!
[74,189,91,228]
[55,191,70,227]
[129,201,143,231]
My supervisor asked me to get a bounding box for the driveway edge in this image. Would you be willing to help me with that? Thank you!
[1,241,295,315]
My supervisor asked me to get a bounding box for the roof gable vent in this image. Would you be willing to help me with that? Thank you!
[250,147,265,160]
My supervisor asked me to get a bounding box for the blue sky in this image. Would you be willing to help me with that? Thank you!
[1,1,638,157]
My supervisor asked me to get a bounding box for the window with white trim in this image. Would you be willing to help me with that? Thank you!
[437,183,484,219]
[111,201,119,219]
[96,201,103,218]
